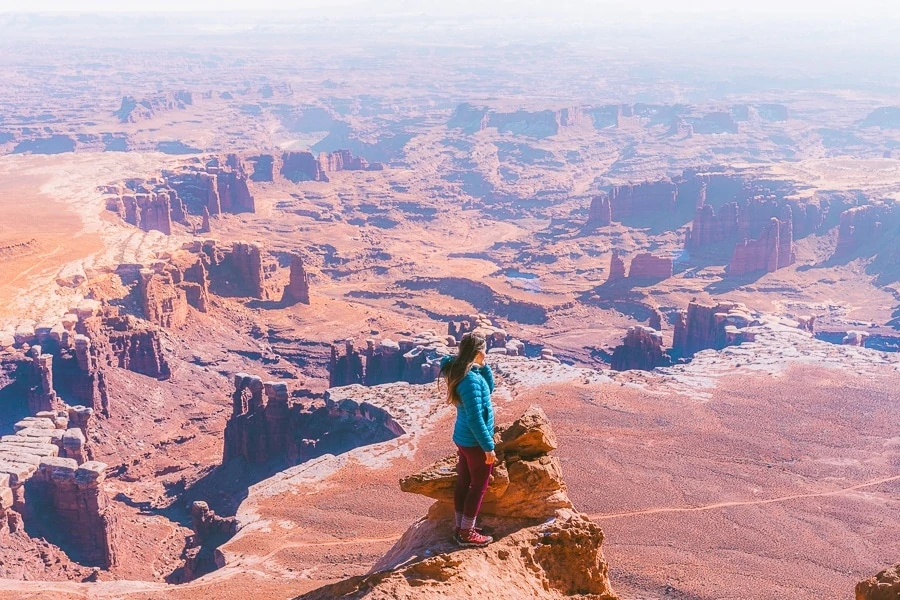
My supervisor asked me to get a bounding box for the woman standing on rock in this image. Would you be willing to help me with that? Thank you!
[439,332,496,548]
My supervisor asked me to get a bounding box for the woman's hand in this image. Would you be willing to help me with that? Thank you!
[485,450,496,465]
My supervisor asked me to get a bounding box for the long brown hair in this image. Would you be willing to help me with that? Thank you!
[440,332,486,405]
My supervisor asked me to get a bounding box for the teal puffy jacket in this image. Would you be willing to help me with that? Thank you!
[443,357,495,451]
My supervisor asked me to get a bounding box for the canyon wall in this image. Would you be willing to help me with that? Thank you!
[222,373,404,465]
[628,253,674,280]
[610,326,672,371]
[0,408,117,569]
[105,155,255,234]
[672,301,758,358]
[728,211,795,277]
[834,202,898,256]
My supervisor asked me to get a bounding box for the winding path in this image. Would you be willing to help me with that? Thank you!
[590,473,900,520]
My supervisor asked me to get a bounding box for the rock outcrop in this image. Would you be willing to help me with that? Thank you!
[587,194,612,226]
[856,563,900,599]
[281,151,328,182]
[305,407,617,599]
[318,149,383,172]
[25,459,118,568]
[611,326,672,371]
[448,103,582,138]
[179,501,239,582]
[114,90,192,123]
[842,330,868,347]
[223,373,403,465]
[281,255,310,305]
[628,253,674,280]
[447,314,509,350]
[607,181,677,221]
[861,107,900,129]
[834,203,897,256]
[607,249,626,283]
[672,300,758,358]
[329,331,455,387]
[105,156,255,234]
[184,239,277,300]
[728,212,795,277]
[0,409,116,569]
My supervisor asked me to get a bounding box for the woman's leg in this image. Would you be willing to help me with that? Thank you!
[459,446,493,528]
[453,445,472,526]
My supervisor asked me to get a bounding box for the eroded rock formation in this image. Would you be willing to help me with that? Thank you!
[672,300,758,358]
[728,211,795,277]
[281,255,310,305]
[25,459,118,568]
[114,90,192,123]
[308,407,617,600]
[607,181,677,221]
[587,195,612,226]
[0,409,116,569]
[179,501,239,582]
[223,373,403,465]
[856,563,900,600]
[611,326,672,371]
[628,253,674,280]
[607,249,626,283]
[281,151,328,182]
[104,156,255,234]
[329,332,455,387]
[834,203,897,256]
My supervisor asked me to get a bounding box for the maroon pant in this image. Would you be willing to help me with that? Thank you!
[455,445,493,519]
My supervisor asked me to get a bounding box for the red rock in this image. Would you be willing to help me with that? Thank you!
[281,151,328,182]
[608,181,677,221]
[856,563,900,600]
[281,255,310,305]
[672,300,756,358]
[223,374,401,465]
[728,206,794,277]
[607,249,626,282]
[835,203,895,256]
[611,326,672,371]
[628,253,673,280]
[25,459,117,568]
[588,195,612,226]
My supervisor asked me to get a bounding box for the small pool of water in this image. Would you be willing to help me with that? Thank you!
[504,268,539,280]
[815,332,900,352]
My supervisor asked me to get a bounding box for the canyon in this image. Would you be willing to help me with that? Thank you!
[0,8,898,600]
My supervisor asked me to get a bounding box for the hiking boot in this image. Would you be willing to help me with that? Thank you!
[456,527,493,547]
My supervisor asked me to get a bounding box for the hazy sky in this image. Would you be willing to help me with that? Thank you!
[0,0,897,20]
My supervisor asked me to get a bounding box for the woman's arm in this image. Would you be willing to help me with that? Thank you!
[457,377,495,451]
[476,363,495,393]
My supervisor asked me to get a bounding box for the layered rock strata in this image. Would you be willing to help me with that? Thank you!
[105,155,255,234]
[305,407,619,600]
[611,326,672,371]
[0,410,115,569]
[281,254,310,305]
[834,202,898,256]
[856,563,900,600]
[329,331,455,387]
[223,373,404,465]
[628,253,674,280]
[672,300,758,358]
[728,211,795,277]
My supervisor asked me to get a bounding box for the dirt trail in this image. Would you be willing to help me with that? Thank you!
[590,473,900,520]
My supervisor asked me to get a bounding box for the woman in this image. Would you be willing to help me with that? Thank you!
[440,332,496,547]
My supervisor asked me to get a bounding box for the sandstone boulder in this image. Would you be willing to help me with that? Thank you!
[856,564,900,600]
[400,406,572,519]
